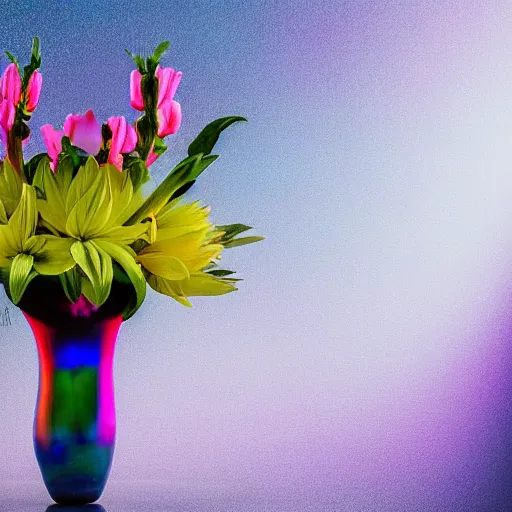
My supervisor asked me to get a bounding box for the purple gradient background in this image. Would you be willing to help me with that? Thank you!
[2,0,512,510]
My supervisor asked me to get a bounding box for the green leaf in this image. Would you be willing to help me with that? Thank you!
[214,223,253,241]
[187,116,247,157]
[71,240,113,307]
[31,37,41,67]
[125,153,203,225]
[146,134,167,158]
[113,261,131,285]
[59,266,82,303]
[207,269,235,277]
[4,51,20,70]
[9,253,36,304]
[169,180,195,202]
[222,236,265,248]
[151,40,170,62]
[153,136,167,156]
[203,261,218,271]
[23,153,48,185]
[190,154,218,180]
[125,48,146,73]
[218,277,243,283]
[95,240,147,320]
[165,154,218,202]
[60,136,85,168]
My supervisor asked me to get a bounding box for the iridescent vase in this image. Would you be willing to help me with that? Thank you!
[18,277,131,505]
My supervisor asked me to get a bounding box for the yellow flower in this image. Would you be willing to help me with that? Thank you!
[140,200,236,307]
[0,183,75,303]
[34,156,149,309]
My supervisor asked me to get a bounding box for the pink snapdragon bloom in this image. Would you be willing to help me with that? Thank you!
[40,124,64,171]
[25,71,42,112]
[63,109,102,155]
[1,64,22,106]
[130,65,182,138]
[0,64,21,155]
[156,98,181,137]
[130,70,144,111]
[0,100,15,153]
[145,142,159,167]
[155,66,182,108]
[107,116,137,171]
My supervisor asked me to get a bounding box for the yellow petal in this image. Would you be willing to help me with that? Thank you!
[141,232,222,271]
[146,274,192,307]
[9,184,37,249]
[179,272,237,296]
[137,253,189,280]
[33,236,75,275]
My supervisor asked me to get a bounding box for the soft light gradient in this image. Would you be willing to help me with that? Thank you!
[2,0,512,510]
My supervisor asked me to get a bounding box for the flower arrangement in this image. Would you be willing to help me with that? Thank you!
[0,39,263,320]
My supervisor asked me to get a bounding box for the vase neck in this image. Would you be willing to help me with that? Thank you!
[23,312,123,359]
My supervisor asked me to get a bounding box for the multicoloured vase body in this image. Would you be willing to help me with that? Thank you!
[19,277,130,505]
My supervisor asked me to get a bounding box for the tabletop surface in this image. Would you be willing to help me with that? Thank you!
[0,481,342,512]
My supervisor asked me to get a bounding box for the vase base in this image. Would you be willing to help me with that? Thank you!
[46,506,105,512]
[46,474,104,505]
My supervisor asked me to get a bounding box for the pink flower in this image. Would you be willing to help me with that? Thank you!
[107,116,137,170]
[155,66,182,137]
[63,109,102,155]
[130,65,182,137]
[157,99,181,137]
[0,100,15,153]
[25,71,42,112]
[40,124,64,172]
[130,70,144,111]
[145,142,159,167]
[0,64,21,156]
[155,66,182,108]
[1,63,22,106]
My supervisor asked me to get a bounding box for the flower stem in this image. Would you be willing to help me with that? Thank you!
[7,122,26,180]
